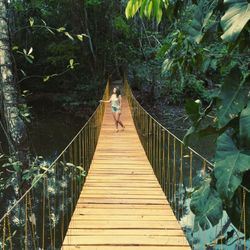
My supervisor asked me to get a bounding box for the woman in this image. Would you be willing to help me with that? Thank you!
[100,86,125,132]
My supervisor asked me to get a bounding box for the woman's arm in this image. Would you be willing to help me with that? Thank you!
[100,96,111,103]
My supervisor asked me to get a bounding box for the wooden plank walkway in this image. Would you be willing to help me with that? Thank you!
[62,97,191,250]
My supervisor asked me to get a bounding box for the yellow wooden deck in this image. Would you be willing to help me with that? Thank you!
[62,98,191,250]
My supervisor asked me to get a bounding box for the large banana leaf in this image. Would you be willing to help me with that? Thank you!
[184,99,217,145]
[214,131,250,200]
[221,0,250,42]
[190,178,223,231]
[216,67,250,129]
[188,1,216,43]
[185,99,202,124]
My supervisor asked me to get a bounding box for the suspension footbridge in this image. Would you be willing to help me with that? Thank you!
[0,78,248,250]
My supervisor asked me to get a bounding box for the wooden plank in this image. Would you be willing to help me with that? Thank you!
[88,172,154,175]
[64,229,185,236]
[70,215,177,221]
[63,235,189,245]
[62,97,190,249]
[75,204,171,209]
[73,209,175,216]
[81,192,164,197]
[80,194,166,199]
[68,220,181,229]
[76,199,168,205]
[87,175,156,179]
[90,162,152,166]
[62,246,191,250]
[82,187,162,192]
[84,183,160,188]
[85,176,158,181]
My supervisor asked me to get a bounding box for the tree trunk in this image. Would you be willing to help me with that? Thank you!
[83,5,97,67]
[0,0,29,165]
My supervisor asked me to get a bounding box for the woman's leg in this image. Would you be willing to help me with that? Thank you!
[116,112,125,128]
[112,112,118,130]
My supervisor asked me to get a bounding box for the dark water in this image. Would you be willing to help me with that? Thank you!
[28,112,84,161]
[0,113,84,161]
[0,106,86,162]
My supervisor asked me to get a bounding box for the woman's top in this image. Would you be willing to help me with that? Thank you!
[110,94,120,108]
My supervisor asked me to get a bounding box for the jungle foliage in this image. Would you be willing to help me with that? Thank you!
[0,0,249,247]
[126,0,250,240]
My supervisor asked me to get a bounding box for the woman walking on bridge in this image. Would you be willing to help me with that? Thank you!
[100,86,125,132]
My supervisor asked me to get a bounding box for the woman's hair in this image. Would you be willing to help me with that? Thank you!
[115,86,121,98]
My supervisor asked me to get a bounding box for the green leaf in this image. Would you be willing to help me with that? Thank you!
[185,99,202,124]
[12,162,21,172]
[126,0,164,23]
[184,100,216,145]
[188,1,215,44]
[43,76,50,82]
[64,32,74,40]
[216,67,250,128]
[201,58,211,73]
[76,166,84,171]
[69,59,74,69]
[29,17,34,27]
[162,58,174,73]
[28,47,33,55]
[66,162,75,167]
[240,100,250,147]
[214,131,250,200]
[153,0,163,24]
[57,27,66,32]
[76,34,88,41]
[157,42,171,58]
[190,178,223,231]
[24,55,33,64]
[184,125,217,146]
[77,34,83,41]
[156,7,162,24]
[40,166,48,171]
[162,0,168,9]
[125,0,142,19]
[20,69,26,76]
[143,1,153,18]
[183,126,196,145]
[220,0,250,42]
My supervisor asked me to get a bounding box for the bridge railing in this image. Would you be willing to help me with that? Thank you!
[124,78,249,249]
[0,80,109,250]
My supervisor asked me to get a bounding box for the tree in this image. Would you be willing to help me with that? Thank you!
[0,0,29,166]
